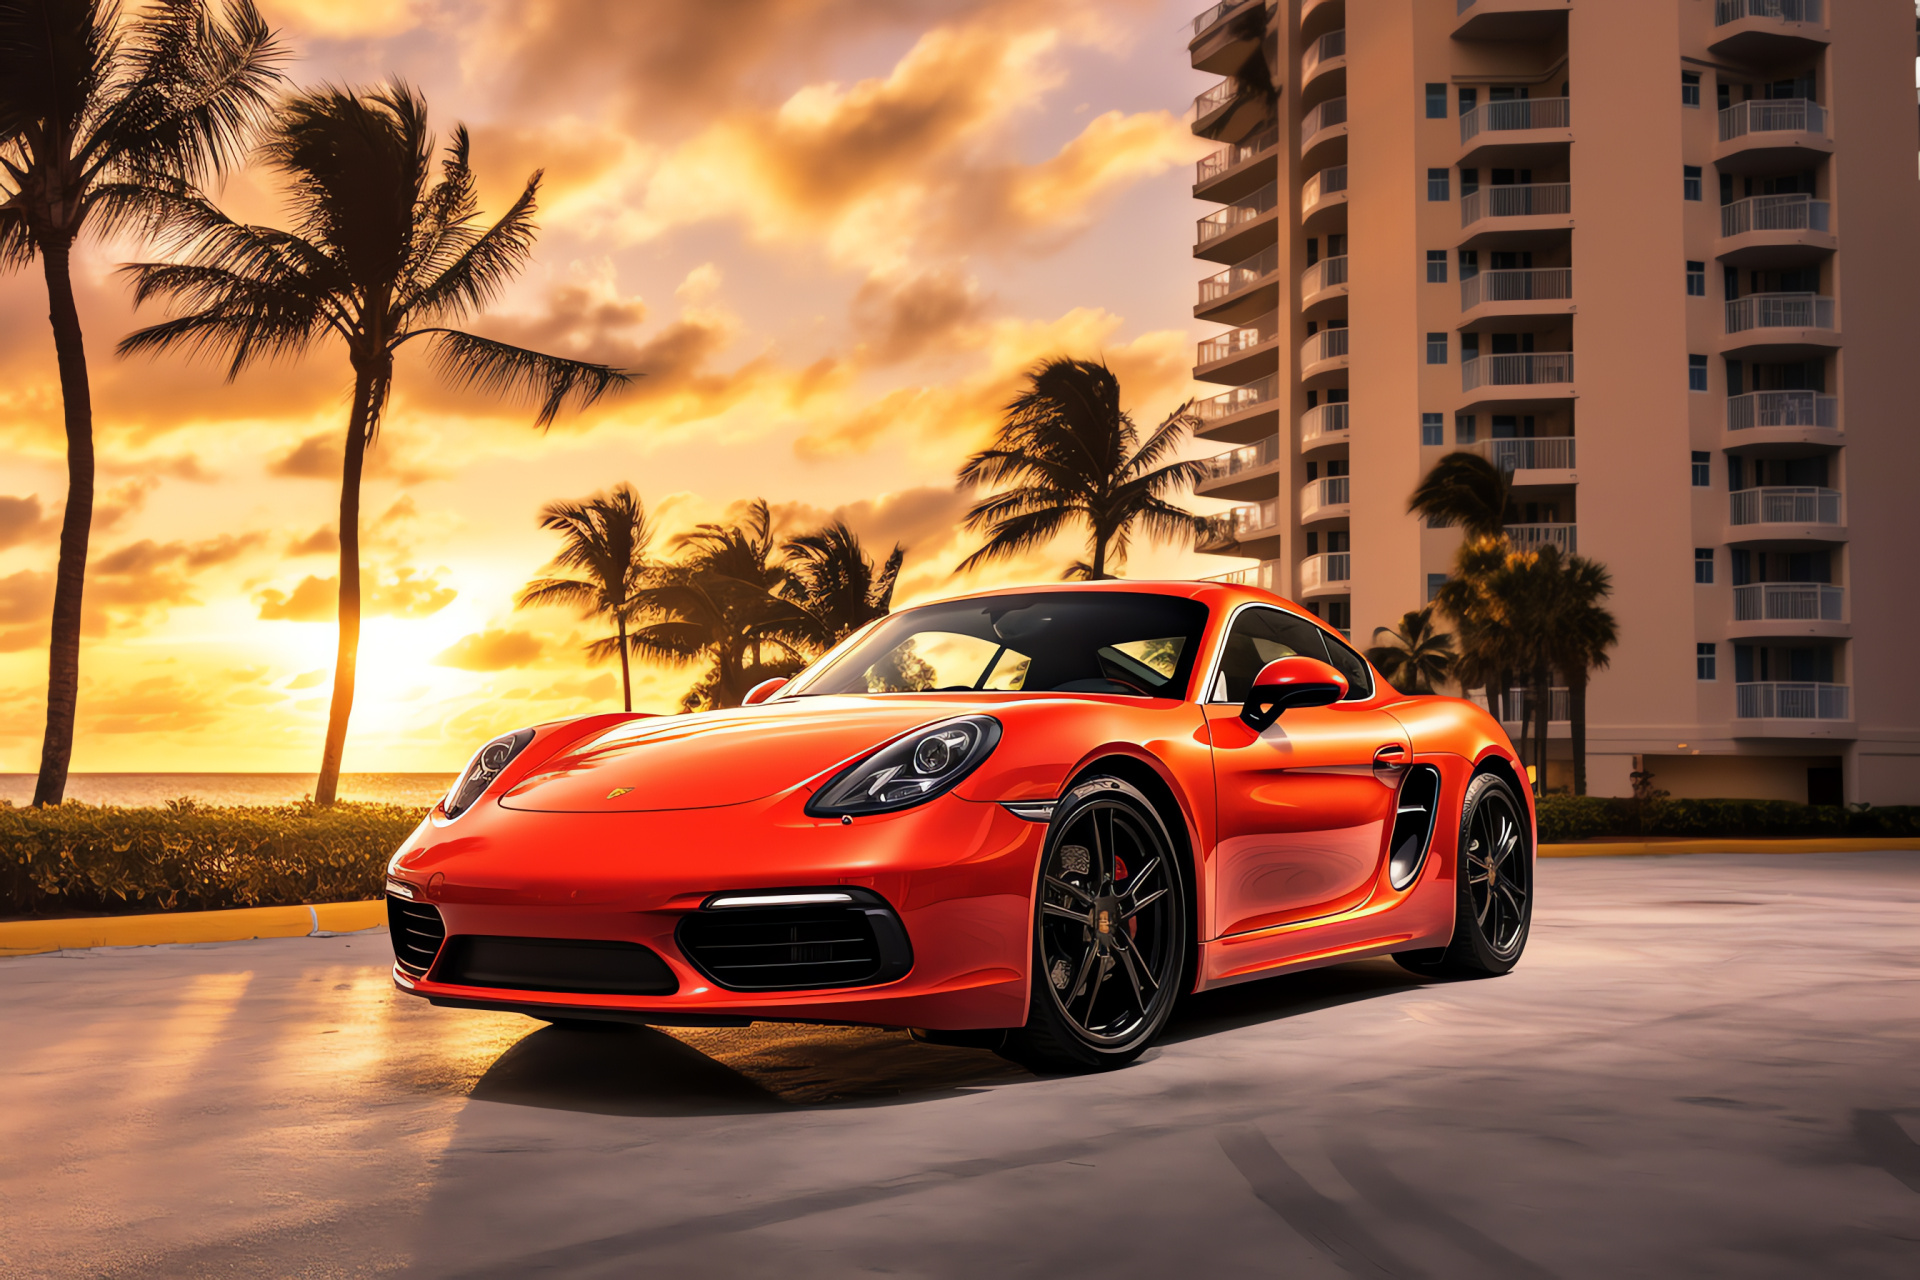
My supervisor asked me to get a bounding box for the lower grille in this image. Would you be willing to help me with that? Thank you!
[676,889,913,992]
[388,896,446,975]
[433,936,679,995]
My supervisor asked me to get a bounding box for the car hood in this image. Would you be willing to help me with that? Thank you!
[498,696,1008,813]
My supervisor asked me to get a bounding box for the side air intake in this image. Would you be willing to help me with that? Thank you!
[1388,765,1444,891]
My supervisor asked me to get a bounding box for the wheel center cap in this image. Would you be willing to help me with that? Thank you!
[1093,895,1122,945]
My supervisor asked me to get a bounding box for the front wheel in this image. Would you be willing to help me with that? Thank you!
[998,777,1188,1074]
[1395,771,1532,979]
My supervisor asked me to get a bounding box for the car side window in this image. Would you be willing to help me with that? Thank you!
[1208,608,1332,703]
[1320,631,1375,701]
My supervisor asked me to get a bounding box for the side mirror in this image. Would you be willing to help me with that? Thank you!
[1241,656,1348,731]
[742,677,789,706]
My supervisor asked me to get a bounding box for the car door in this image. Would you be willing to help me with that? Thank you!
[1202,605,1409,937]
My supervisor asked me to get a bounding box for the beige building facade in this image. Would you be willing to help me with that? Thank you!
[1185,0,1920,804]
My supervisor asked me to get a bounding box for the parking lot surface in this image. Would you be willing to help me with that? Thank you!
[3,851,1917,1278]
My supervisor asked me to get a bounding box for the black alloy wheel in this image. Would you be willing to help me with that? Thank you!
[999,776,1187,1073]
[1395,771,1532,978]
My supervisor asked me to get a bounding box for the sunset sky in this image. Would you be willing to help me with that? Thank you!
[0,0,1226,774]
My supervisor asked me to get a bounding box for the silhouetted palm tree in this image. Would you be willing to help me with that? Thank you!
[783,520,902,644]
[0,0,284,805]
[1366,606,1455,695]
[957,358,1204,580]
[1407,450,1512,541]
[117,81,630,802]
[1545,553,1618,795]
[516,484,656,713]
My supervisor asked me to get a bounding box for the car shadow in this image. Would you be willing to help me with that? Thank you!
[1163,957,1428,1044]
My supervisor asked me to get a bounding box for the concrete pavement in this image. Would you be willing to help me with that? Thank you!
[3,852,1917,1278]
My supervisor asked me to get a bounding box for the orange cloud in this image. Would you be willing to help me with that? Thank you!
[255,567,458,622]
[434,628,546,671]
[0,495,54,549]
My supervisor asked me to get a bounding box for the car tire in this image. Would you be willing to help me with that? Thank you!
[1394,771,1532,979]
[998,776,1189,1074]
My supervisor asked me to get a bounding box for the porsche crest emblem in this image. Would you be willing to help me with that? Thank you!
[606,787,633,799]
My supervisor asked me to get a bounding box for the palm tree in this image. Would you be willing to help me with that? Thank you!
[0,0,284,805]
[116,82,630,803]
[1544,553,1618,795]
[516,484,656,713]
[783,520,903,644]
[1407,450,1512,540]
[956,358,1205,580]
[1366,606,1455,695]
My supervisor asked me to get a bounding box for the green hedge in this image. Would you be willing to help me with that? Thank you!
[0,799,425,917]
[1534,795,1920,844]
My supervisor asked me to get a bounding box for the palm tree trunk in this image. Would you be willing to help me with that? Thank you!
[617,614,632,713]
[31,240,95,808]
[1090,536,1106,581]
[1570,671,1589,796]
[314,376,377,806]
[1532,666,1551,794]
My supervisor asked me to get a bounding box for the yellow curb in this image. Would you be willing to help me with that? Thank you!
[1540,837,1920,858]
[0,899,386,958]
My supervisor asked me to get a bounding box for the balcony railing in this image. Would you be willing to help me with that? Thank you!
[1194,79,1238,120]
[1198,318,1278,365]
[1460,182,1571,228]
[1301,96,1348,147]
[1729,486,1842,526]
[1462,351,1574,392]
[1195,373,1281,422]
[1198,246,1280,305]
[1298,552,1352,593]
[1725,292,1836,334]
[1197,183,1278,245]
[1301,254,1349,298]
[1300,401,1350,447]
[1460,96,1570,146]
[1736,682,1849,721]
[1197,500,1280,549]
[1715,0,1824,28]
[1300,326,1350,367]
[1720,193,1830,238]
[1726,390,1837,432]
[1205,560,1280,591]
[1302,29,1345,79]
[1460,267,1572,311]
[1198,436,1281,484]
[1490,436,1575,471]
[1196,124,1281,185]
[1734,582,1844,623]
[1719,98,1828,143]
[1300,475,1350,519]
[1193,0,1253,36]
[1301,165,1348,214]
[1504,523,1577,554]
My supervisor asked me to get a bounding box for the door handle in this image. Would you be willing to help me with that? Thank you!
[1373,744,1408,766]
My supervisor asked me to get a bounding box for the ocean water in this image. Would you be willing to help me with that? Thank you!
[0,773,455,809]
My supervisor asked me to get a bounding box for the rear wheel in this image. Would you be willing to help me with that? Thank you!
[998,777,1188,1074]
[1395,771,1532,978]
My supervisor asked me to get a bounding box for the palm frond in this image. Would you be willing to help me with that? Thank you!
[404,169,540,323]
[419,327,630,428]
[515,576,601,613]
[954,506,1077,575]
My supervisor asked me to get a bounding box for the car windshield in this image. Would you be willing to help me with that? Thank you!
[783,591,1211,699]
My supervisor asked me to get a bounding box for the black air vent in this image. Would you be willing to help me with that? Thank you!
[676,889,913,992]
[388,896,446,975]
[1389,765,1444,890]
[432,936,679,995]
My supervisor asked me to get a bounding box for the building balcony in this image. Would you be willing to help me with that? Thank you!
[1196,315,1280,386]
[1479,435,1576,484]
[1297,551,1351,598]
[1301,29,1345,90]
[1504,522,1576,555]
[1195,124,1280,204]
[1195,436,1282,501]
[1461,352,1575,403]
[1730,583,1847,641]
[1300,325,1350,382]
[1195,182,1279,263]
[1194,373,1282,443]
[1301,164,1348,227]
[1721,292,1838,357]
[1453,0,1571,43]
[1709,0,1828,64]
[1717,194,1833,266]
[1734,681,1853,738]
[1714,98,1830,173]
[1205,560,1281,592]
[1191,0,1267,73]
[1477,686,1571,726]
[1727,486,1844,545]
[1196,245,1279,326]
[1300,401,1349,453]
[1458,182,1571,247]
[1458,97,1571,167]
[1299,475,1350,525]
[1197,500,1280,558]
[1725,390,1839,452]
[1459,267,1572,326]
[1300,96,1347,160]
[1300,254,1348,313]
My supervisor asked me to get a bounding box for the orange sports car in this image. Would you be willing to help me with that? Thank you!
[385,581,1534,1072]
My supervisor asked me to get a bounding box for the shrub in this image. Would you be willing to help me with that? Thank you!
[0,799,426,917]
[1534,795,1920,844]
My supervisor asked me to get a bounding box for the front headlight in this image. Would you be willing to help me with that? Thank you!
[442,727,535,820]
[804,715,1002,818]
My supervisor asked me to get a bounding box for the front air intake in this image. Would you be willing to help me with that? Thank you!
[1388,765,1444,891]
[388,896,447,975]
[675,888,913,992]
[433,936,679,995]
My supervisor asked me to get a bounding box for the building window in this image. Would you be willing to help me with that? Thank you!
[1686,260,1706,296]
[1691,451,1712,486]
[1426,83,1447,119]
[1689,354,1709,392]
[1427,168,1450,201]
[1458,87,1478,117]
[1457,248,1479,280]
[1682,71,1701,108]
[1455,413,1477,444]
[1684,165,1703,201]
[1426,333,1448,364]
[1697,643,1717,682]
[1421,413,1444,445]
[1426,250,1448,283]
[1695,548,1714,583]
[1427,573,1448,603]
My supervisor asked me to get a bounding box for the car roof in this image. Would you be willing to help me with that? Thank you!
[895,579,1345,643]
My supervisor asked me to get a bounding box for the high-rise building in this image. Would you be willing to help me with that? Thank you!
[1185,0,1919,805]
